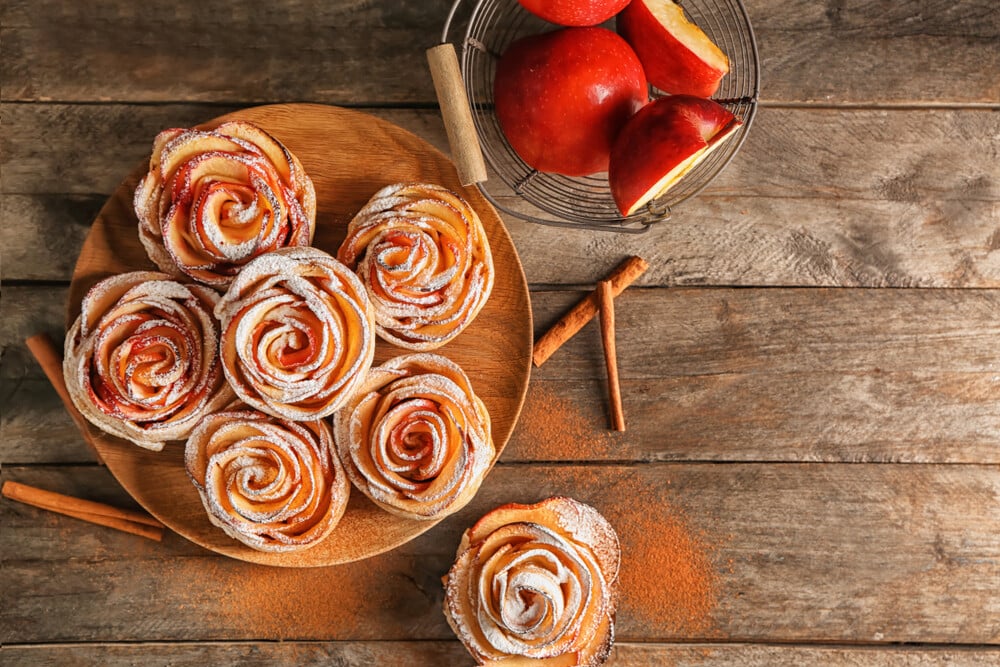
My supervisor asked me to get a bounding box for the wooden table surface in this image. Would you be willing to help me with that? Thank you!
[2,1,999,665]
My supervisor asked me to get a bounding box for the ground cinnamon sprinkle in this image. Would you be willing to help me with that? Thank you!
[512,382,620,459]
[162,554,401,639]
[514,383,721,636]
[609,473,720,637]
[619,509,718,636]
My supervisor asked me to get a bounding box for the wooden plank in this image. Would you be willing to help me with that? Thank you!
[7,192,999,288]
[751,0,1000,106]
[0,642,471,667]
[5,104,996,204]
[0,285,67,371]
[0,195,102,282]
[3,104,998,287]
[12,370,1000,466]
[8,285,1000,464]
[3,463,999,644]
[529,288,1000,378]
[2,0,998,105]
[1,1,442,105]
[506,374,1000,464]
[1,379,90,464]
[3,642,1000,667]
[0,105,447,195]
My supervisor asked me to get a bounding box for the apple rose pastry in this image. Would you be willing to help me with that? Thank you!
[63,271,234,451]
[444,497,621,667]
[185,409,349,552]
[134,120,316,288]
[333,353,494,519]
[337,182,494,350]
[215,247,375,420]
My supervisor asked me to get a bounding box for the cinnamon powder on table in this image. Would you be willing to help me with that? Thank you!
[594,470,721,638]
[159,382,721,640]
[161,555,402,639]
[512,382,620,460]
[616,497,719,636]
[514,383,721,636]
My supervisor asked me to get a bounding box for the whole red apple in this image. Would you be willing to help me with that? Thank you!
[494,27,647,177]
[609,95,741,216]
[517,0,631,26]
[618,0,730,97]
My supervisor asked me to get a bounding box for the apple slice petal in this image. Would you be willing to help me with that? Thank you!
[609,95,742,217]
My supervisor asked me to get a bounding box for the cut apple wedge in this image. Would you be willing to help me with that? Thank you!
[608,95,742,216]
[618,0,730,97]
[517,0,631,26]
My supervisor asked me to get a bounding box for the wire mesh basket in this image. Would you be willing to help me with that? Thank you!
[435,0,760,233]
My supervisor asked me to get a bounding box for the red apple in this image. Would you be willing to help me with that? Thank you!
[617,0,730,97]
[517,0,631,26]
[494,27,647,177]
[608,95,741,216]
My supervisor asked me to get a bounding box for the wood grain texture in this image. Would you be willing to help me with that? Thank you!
[530,288,1000,378]
[0,105,446,195]
[60,103,532,566]
[9,193,999,288]
[3,642,1000,667]
[9,285,1000,464]
[3,104,998,287]
[0,195,101,281]
[4,0,999,661]
[3,0,998,105]
[1,1,443,105]
[3,463,999,644]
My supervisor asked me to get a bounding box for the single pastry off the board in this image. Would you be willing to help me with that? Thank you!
[215,246,375,421]
[443,497,621,667]
[333,353,494,520]
[337,182,494,350]
[134,120,316,288]
[185,408,350,552]
[63,271,235,451]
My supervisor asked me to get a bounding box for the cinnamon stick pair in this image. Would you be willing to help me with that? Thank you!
[2,480,164,541]
[533,256,649,431]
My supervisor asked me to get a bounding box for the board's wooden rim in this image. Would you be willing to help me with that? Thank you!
[66,103,533,566]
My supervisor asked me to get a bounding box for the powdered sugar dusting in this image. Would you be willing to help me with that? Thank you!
[333,352,493,520]
[185,410,349,552]
[216,248,375,420]
[337,182,495,351]
[442,497,620,666]
[64,272,234,450]
[133,121,316,288]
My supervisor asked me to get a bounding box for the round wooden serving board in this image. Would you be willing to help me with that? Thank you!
[67,104,533,567]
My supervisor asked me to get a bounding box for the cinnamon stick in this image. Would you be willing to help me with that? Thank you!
[532,256,648,367]
[598,281,625,432]
[2,480,164,541]
[25,333,105,465]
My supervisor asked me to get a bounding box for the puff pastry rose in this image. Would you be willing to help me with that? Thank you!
[185,409,349,552]
[63,271,234,451]
[333,353,494,520]
[444,497,620,667]
[215,247,375,421]
[337,182,494,350]
[134,120,316,288]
